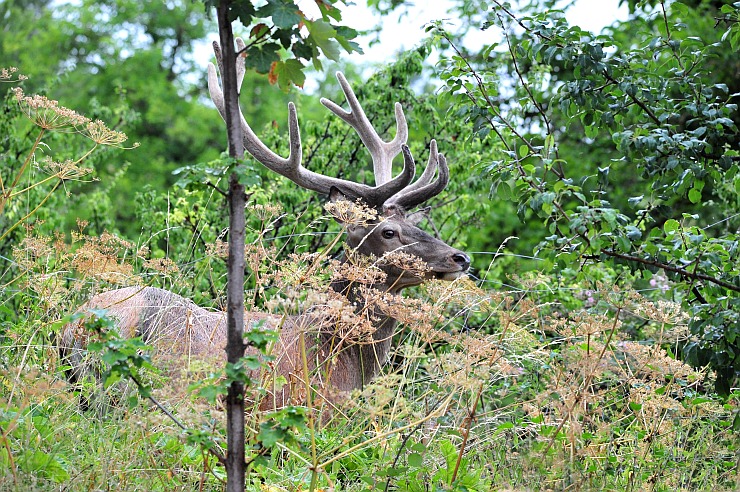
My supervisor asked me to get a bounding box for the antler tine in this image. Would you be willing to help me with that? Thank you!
[207,61,301,174]
[235,38,246,90]
[320,72,409,186]
[208,42,415,205]
[384,140,450,211]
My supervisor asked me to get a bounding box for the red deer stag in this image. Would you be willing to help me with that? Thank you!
[61,38,470,409]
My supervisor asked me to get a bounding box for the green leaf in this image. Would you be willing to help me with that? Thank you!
[258,423,286,447]
[292,40,314,60]
[262,0,301,29]
[272,59,306,89]
[245,43,281,74]
[663,219,681,234]
[227,0,257,24]
[305,19,340,61]
[408,453,424,467]
[197,383,224,404]
[688,187,702,204]
[28,450,70,483]
[244,324,278,350]
[518,144,529,159]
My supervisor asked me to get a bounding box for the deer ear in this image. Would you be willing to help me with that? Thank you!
[405,206,430,226]
[328,186,348,203]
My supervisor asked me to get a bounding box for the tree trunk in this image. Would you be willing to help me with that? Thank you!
[215,2,246,491]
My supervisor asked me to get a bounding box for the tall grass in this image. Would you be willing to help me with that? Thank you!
[1,70,737,491]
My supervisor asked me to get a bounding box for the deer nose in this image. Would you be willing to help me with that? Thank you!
[451,252,471,270]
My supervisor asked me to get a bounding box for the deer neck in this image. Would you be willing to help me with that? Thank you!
[326,276,399,390]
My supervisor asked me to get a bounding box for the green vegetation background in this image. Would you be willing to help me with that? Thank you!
[1,0,739,490]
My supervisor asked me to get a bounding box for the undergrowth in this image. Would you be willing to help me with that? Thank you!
[1,68,738,492]
[4,224,738,491]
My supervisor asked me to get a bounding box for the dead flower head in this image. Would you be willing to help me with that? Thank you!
[1,67,27,82]
[334,253,387,285]
[81,119,131,147]
[40,157,93,181]
[248,203,283,222]
[143,257,179,276]
[206,239,229,259]
[324,199,377,227]
[378,250,429,278]
[14,87,89,130]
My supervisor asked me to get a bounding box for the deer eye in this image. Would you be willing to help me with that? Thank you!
[381,229,396,239]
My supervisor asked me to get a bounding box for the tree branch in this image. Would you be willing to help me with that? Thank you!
[590,249,740,294]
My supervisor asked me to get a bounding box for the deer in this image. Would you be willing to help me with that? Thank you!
[60,38,471,411]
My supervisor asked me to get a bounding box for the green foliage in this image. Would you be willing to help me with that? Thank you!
[203,0,362,87]
[3,0,740,490]
[432,1,740,394]
[82,311,154,402]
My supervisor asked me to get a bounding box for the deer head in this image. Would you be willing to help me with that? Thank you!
[207,39,471,289]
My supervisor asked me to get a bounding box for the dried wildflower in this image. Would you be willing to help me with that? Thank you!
[0,67,27,82]
[12,234,56,271]
[316,290,377,342]
[359,286,442,330]
[349,373,410,418]
[616,341,702,384]
[324,198,377,226]
[570,312,619,337]
[271,251,329,290]
[458,332,503,362]
[629,297,688,326]
[40,157,93,180]
[206,239,229,259]
[432,352,492,392]
[69,231,142,283]
[14,87,90,130]
[71,248,134,283]
[377,250,429,278]
[628,381,683,418]
[248,203,283,222]
[144,257,179,275]
[333,255,386,285]
[423,276,491,310]
[81,119,131,146]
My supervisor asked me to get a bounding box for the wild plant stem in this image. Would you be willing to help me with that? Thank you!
[542,306,623,456]
[0,180,61,243]
[128,372,227,465]
[7,144,98,199]
[299,227,343,284]
[319,390,456,468]
[0,128,45,215]
[451,382,484,484]
[299,332,319,492]
[0,420,18,484]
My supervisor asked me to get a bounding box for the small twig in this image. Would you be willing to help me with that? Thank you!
[592,249,740,294]
[0,423,18,485]
[451,382,484,483]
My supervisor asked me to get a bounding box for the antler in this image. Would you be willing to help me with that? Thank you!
[320,72,408,186]
[207,38,450,210]
[208,39,414,206]
[385,140,449,211]
[320,72,450,211]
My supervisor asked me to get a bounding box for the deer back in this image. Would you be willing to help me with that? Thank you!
[60,286,383,408]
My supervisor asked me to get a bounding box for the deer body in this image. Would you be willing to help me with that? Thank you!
[61,39,470,408]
